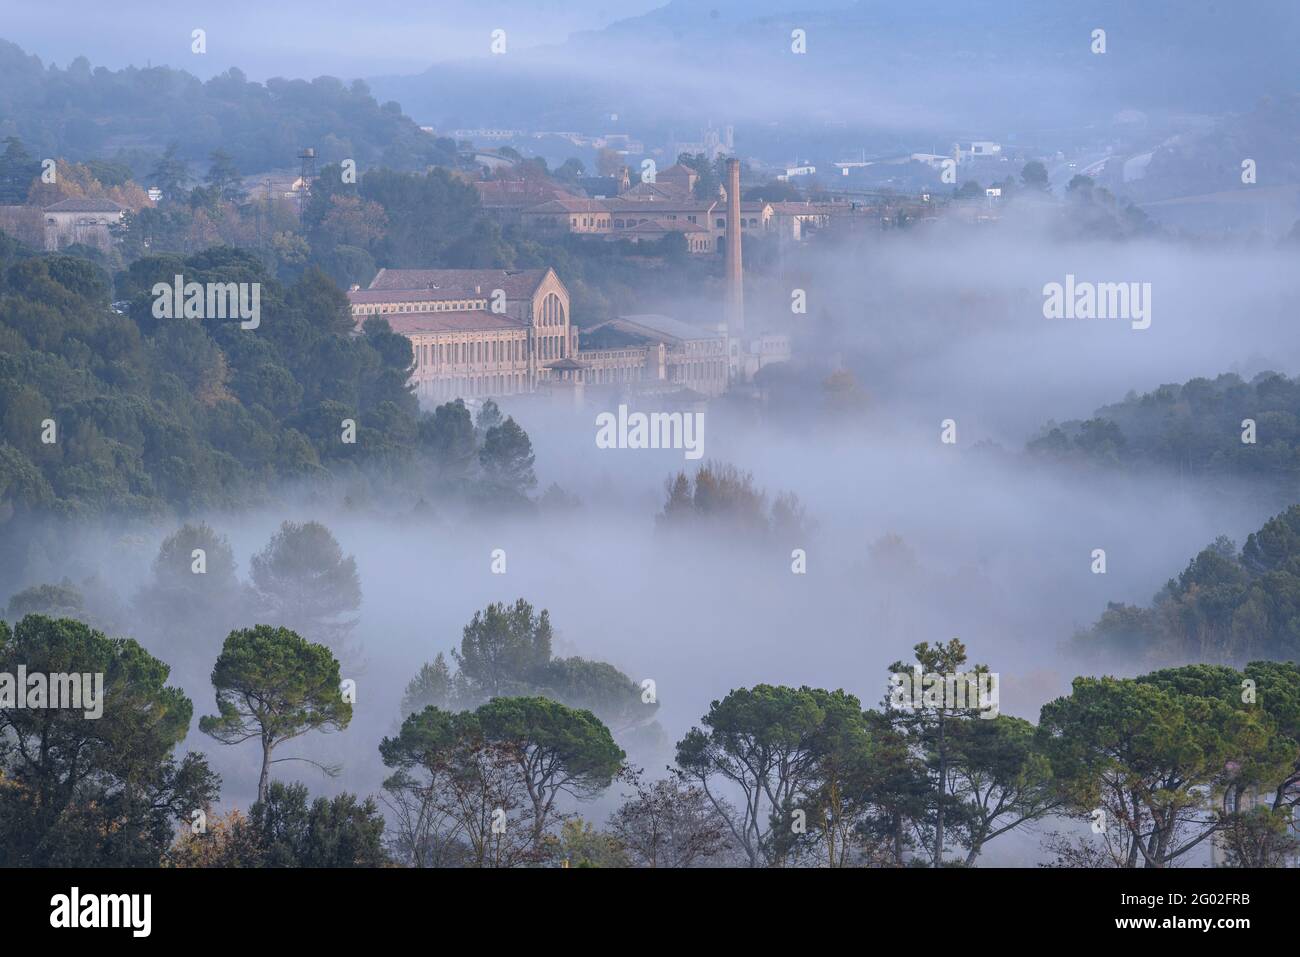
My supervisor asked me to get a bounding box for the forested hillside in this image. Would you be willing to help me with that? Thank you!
[1072,505,1300,666]
[1028,371,1300,501]
[0,40,456,175]
[0,237,539,524]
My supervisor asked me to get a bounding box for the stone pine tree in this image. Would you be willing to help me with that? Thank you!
[200,625,352,803]
[475,696,624,849]
[0,615,218,866]
[249,520,361,652]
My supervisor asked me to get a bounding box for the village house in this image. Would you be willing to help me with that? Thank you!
[41,197,125,251]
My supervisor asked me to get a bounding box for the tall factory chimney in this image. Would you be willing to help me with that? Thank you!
[724,157,744,338]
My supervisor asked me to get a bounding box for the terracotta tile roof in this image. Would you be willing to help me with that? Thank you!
[348,288,482,305]
[658,163,699,179]
[43,198,124,213]
[621,180,692,201]
[522,197,612,214]
[474,180,576,206]
[367,268,550,299]
[591,314,725,344]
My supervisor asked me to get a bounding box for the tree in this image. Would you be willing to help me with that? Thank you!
[452,598,553,701]
[419,399,477,482]
[949,715,1058,865]
[855,710,929,865]
[379,706,540,868]
[658,472,694,527]
[677,152,721,199]
[247,781,387,867]
[205,149,245,203]
[554,158,585,183]
[1070,505,1300,665]
[0,137,39,204]
[1141,661,1300,867]
[547,819,628,867]
[149,143,191,201]
[675,684,829,866]
[1066,174,1095,200]
[475,398,503,435]
[5,581,85,621]
[656,462,774,537]
[250,521,361,651]
[135,523,247,669]
[0,615,218,866]
[1021,160,1049,191]
[167,809,263,867]
[476,696,624,847]
[1037,671,1275,868]
[539,656,660,737]
[199,625,352,804]
[885,639,993,866]
[407,600,659,741]
[401,652,455,717]
[316,194,386,250]
[596,148,624,177]
[744,180,802,202]
[609,768,731,867]
[478,416,536,499]
[170,783,388,867]
[802,690,876,867]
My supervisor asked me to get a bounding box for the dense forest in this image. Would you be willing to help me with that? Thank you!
[1072,504,1300,667]
[3,599,1298,868]
[1028,371,1300,484]
[0,40,457,176]
[0,236,540,528]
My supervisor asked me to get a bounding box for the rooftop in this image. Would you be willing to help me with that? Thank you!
[43,197,124,213]
[611,314,725,342]
[348,288,484,306]
[367,268,551,299]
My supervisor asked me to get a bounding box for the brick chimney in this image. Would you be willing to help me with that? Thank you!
[724,157,744,336]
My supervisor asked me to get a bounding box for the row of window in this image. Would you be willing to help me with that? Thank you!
[537,335,568,360]
[584,365,643,384]
[362,300,485,315]
[419,373,529,401]
[413,338,527,367]
[672,360,728,384]
[531,215,763,232]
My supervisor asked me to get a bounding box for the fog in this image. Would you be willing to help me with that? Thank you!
[0,0,665,80]
[7,219,1296,864]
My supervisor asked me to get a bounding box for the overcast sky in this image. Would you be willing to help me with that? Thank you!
[0,0,665,81]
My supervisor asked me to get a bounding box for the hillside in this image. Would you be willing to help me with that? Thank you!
[0,39,456,175]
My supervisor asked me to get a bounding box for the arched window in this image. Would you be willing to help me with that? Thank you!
[540,293,564,330]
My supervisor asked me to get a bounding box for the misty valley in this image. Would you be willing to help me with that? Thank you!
[0,3,1297,926]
